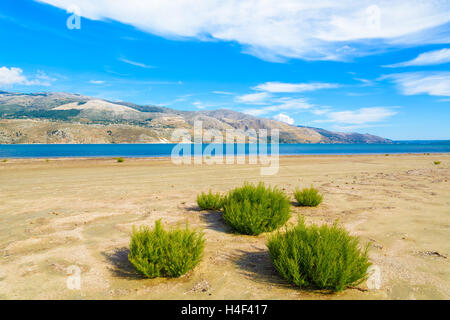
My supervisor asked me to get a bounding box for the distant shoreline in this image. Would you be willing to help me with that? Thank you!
[1,140,449,145]
[1,153,450,161]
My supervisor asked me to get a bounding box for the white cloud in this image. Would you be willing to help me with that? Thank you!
[274,97,314,110]
[243,98,314,116]
[193,101,206,109]
[119,57,154,69]
[0,67,52,87]
[331,124,380,131]
[236,92,271,104]
[382,72,450,96]
[193,100,225,109]
[243,108,267,116]
[273,113,294,125]
[38,0,450,62]
[353,78,374,86]
[212,90,234,95]
[89,80,105,84]
[0,67,28,86]
[316,107,397,125]
[311,108,332,115]
[254,81,340,92]
[384,48,450,67]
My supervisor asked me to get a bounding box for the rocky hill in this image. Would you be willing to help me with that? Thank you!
[0,91,391,144]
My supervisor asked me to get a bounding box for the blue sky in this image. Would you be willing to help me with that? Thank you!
[0,0,449,140]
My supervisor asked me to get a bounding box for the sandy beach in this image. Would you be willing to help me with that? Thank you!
[0,154,449,300]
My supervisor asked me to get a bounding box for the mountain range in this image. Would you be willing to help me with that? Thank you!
[0,92,391,144]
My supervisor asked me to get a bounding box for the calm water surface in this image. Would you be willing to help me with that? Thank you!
[1,142,449,158]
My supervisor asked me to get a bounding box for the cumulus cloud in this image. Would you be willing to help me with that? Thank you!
[273,113,294,125]
[316,107,397,127]
[253,81,339,93]
[382,72,450,96]
[384,48,450,67]
[0,67,52,87]
[0,67,28,86]
[37,0,450,61]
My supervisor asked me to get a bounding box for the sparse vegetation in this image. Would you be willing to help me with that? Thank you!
[434,161,441,165]
[222,182,291,235]
[45,159,50,163]
[197,190,224,211]
[128,220,205,278]
[2,159,7,163]
[267,218,371,292]
[3,109,81,121]
[294,187,323,207]
[116,157,125,163]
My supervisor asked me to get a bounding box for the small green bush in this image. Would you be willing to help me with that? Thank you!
[128,220,205,278]
[2,159,7,163]
[434,161,441,165]
[294,187,323,207]
[116,157,125,163]
[222,182,291,235]
[197,190,224,211]
[267,218,371,292]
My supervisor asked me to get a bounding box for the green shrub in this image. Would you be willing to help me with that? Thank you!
[434,161,441,165]
[197,190,224,211]
[267,218,371,292]
[294,187,323,207]
[116,157,125,163]
[128,220,205,278]
[222,182,291,235]
[2,159,7,163]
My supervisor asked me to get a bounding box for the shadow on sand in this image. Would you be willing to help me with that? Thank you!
[232,248,329,295]
[200,210,235,234]
[232,248,291,288]
[184,204,203,212]
[102,247,145,280]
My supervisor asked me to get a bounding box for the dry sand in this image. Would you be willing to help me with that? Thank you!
[0,154,449,300]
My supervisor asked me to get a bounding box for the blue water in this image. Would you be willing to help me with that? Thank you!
[1,142,449,158]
